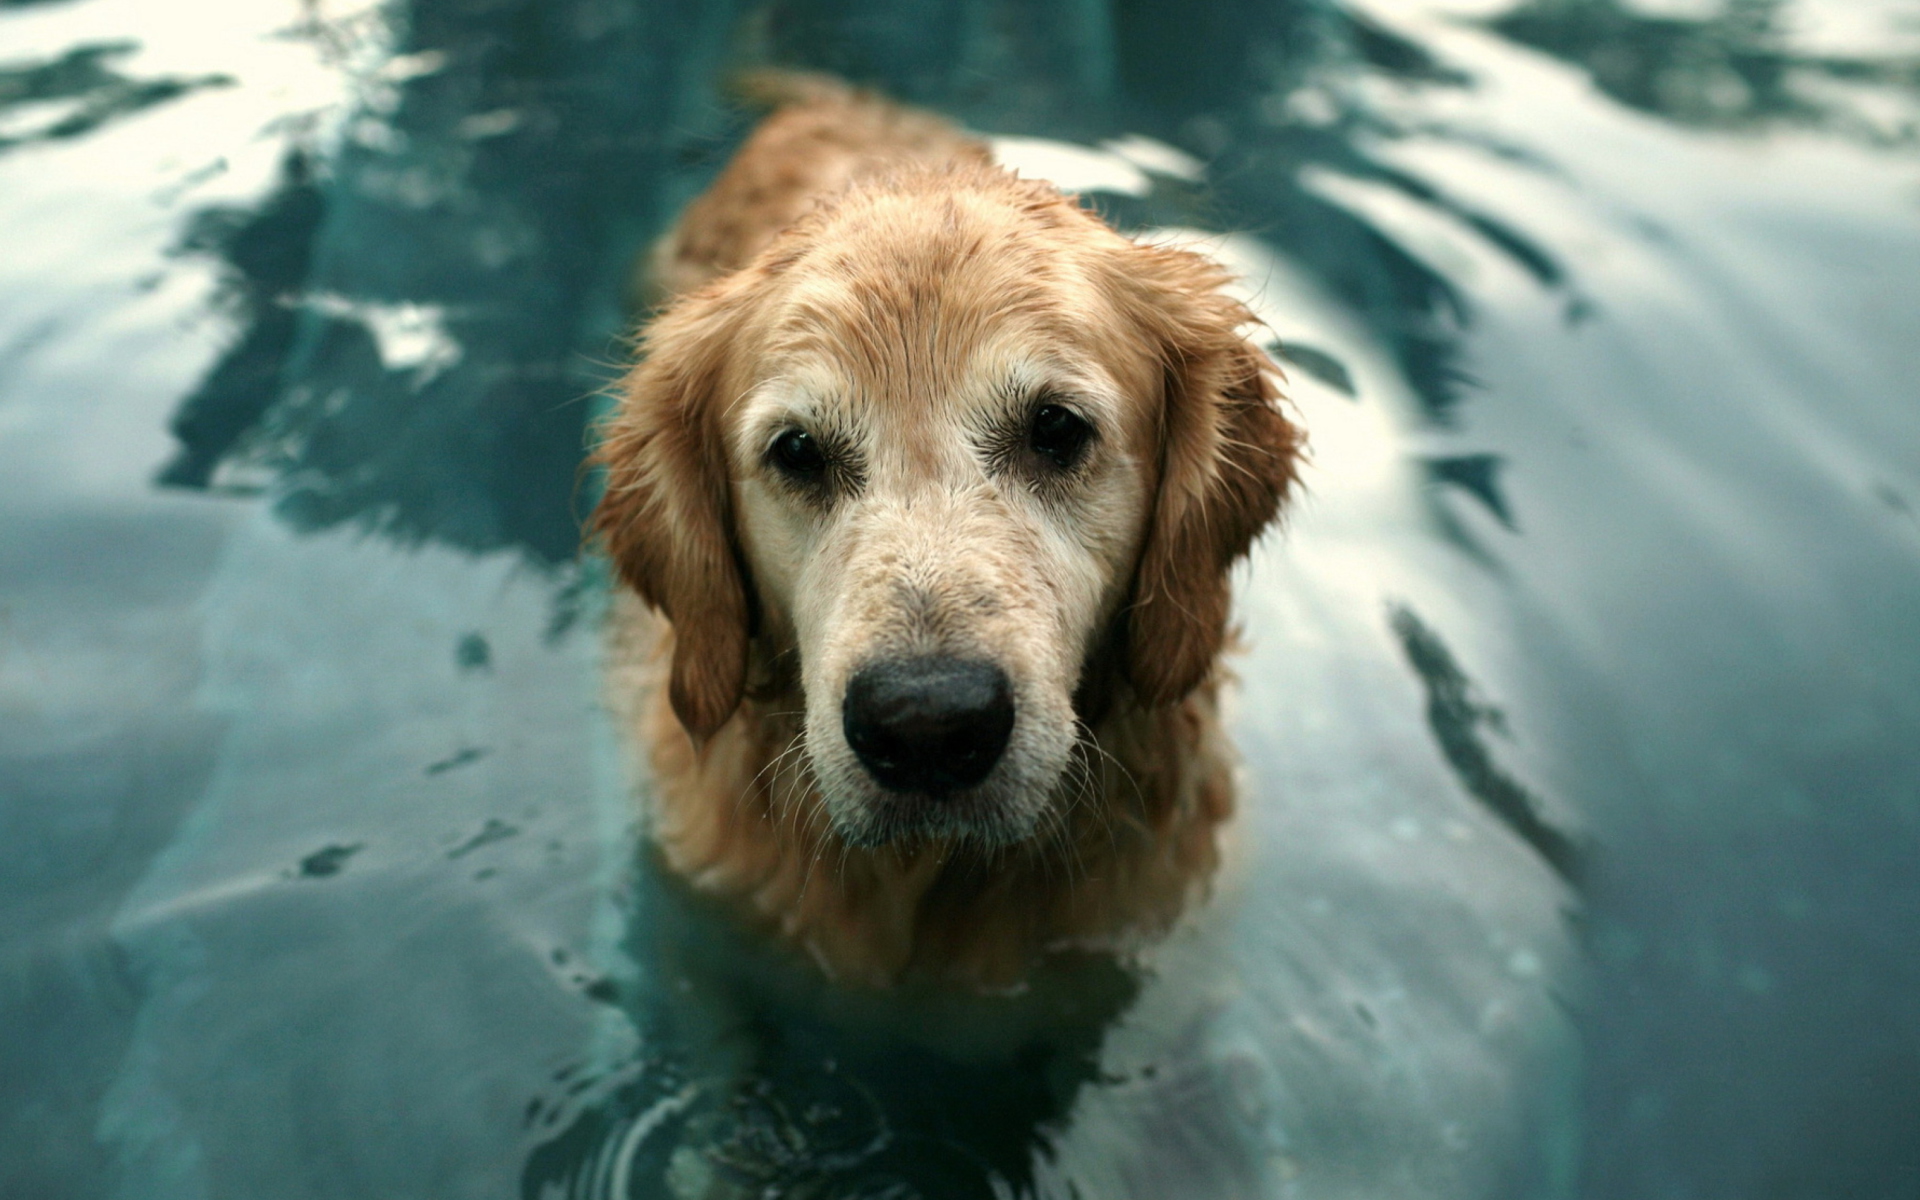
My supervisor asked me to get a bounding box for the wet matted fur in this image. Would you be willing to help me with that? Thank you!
[594,76,1303,988]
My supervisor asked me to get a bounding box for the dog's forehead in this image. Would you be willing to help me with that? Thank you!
[757,229,1138,406]
[765,195,1127,373]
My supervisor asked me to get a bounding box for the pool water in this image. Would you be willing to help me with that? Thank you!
[2,1,1917,1197]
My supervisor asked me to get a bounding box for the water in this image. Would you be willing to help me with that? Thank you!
[2,1,1916,1197]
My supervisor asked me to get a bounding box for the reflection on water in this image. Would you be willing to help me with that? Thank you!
[160,150,327,492]
[1390,604,1584,884]
[157,0,726,565]
[150,0,1558,557]
[1495,0,1920,139]
[2,0,1918,1198]
[0,40,230,152]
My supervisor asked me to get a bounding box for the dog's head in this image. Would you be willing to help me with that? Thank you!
[595,165,1300,848]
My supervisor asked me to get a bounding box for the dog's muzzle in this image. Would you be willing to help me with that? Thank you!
[841,656,1015,794]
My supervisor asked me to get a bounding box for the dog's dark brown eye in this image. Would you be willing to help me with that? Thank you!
[1029,404,1093,470]
[770,429,827,478]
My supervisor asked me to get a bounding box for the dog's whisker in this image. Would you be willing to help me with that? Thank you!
[1066,750,1102,873]
[747,728,810,851]
[773,742,819,849]
[745,725,807,803]
[1075,717,1144,822]
[1058,740,1106,887]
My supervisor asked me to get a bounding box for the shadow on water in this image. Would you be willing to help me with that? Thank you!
[523,854,1141,1200]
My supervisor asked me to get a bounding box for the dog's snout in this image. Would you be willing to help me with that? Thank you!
[842,657,1015,794]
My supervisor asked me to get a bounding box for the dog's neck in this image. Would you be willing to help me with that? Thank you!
[618,608,1235,990]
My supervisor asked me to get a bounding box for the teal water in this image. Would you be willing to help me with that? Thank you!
[2,1,1916,1197]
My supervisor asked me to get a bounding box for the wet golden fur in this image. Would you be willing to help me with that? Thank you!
[594,77,1302,989]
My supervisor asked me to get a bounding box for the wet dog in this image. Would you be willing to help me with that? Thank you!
[594,75,1301,989]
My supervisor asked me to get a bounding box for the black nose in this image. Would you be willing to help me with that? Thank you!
[842,657,1015,794]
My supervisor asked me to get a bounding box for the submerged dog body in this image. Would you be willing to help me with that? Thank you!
[596,79,1301,988]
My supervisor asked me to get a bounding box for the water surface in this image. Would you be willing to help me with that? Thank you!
[2,1,1917,1197]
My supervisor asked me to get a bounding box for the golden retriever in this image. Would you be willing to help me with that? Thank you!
[594,75,1302,990]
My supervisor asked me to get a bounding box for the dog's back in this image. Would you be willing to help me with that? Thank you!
[644,72,992,302]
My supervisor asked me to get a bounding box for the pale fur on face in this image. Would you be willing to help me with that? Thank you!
[592,78,1301,985]
[727,189,1161,846]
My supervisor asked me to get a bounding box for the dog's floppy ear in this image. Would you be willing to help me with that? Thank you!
[592,279,758,741]
[1109,242,1303,706]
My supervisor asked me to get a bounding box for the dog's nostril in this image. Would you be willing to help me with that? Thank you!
[842,657,1015,794]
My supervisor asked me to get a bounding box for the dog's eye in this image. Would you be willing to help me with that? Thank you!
[1029,404,1093,470]
[770,429,828,478]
